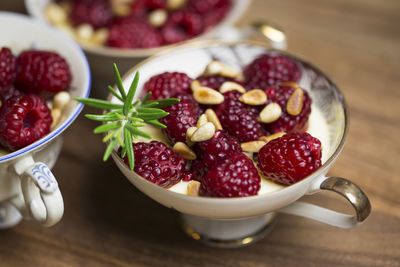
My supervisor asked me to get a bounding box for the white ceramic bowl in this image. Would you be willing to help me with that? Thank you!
[25,0,252,85]
[0,12,91,228]
[109,41,371,246]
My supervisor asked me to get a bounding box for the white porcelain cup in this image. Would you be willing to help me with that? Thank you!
[0,12,91,228]
[110,41,371,247]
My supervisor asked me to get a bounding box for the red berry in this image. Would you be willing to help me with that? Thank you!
[244,53,301,89]
[200,152,261,198]
[214,91,267,142]
[204,6,230,30]
[160,93,200,143]
[187,0,231,30]
[0,84,22,103]
[195,130,241,169]
[123,141,186,188]
[15,50,72,94]
[0,94,52,150]
[143,72,192,100]
[107,17,163,48]
[131,0,166,17]
[161,10,203,44]
[191,130,241,181]
[197,75,244,90]
[70,0,113,29]
[257,132,322,185]
[182,171,193,181]
[188,0,230,14]
[0,47,17,87]
[263,84,311,134]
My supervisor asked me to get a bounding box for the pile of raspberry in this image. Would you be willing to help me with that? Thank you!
[47,0,232,48]
[0,46,72,151]
[124,53,323,198]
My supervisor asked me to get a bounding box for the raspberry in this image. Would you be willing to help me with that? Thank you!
[0,85,22,103]
[161,10,203,44]
[70,0,113,29]
[197,75,244,90]
[198,2,230,30]
[188,0,230,14]
[182,171,193,182]
[195,130,241,169]
[244,53,301,89]
[257,132,322,185]
[160,93,200,143]
[263,84,311,133]
[0,47,17,87]
[200,152,261,198]
[214,91,267,142]
[107,17,163,48]
[0,94,52,150]
[131,0,166,17]
[15,50,72,94]
[143,72,192,100]
[191,130,241,181]
[123,141,186,188]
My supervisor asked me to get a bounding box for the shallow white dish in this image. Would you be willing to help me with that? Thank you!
[109,41,371,246]
[0,12,91,228]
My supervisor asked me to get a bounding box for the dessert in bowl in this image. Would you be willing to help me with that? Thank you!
[0,12,90,228]
[25,0,251,86]
[80,40,370,247]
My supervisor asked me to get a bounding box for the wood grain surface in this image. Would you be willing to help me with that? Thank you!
[0,0,399,266]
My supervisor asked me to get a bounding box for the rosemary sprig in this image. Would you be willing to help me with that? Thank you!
[75,63,179,170]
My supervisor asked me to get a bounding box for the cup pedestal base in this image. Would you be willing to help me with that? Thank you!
[0,203,22,229]
[180,213,276,248]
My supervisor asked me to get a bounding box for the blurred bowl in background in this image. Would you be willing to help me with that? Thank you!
[25,0,251,90]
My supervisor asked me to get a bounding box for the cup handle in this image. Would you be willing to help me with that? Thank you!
[216,23,287,50]
[14,156,64,227]
[278,177,371,228]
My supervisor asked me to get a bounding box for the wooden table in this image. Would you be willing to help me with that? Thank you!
[1,0,399,266]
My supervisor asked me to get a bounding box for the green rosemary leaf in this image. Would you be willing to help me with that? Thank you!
[75,97,123,110]
[137,112,169,121]
[108,86,124,102]
[120,146,126,158]
[141,92,152,105]
[146,98,179,108]
[157,98,180,107]
[146,120,167,128]
[85,113,119,122]
[123,127,134,170]
[124,71,139,115]
[125,124,152,139]
[103,137,118,162]
[140,101,159,108]
[131,123,146,127]
[117,134,124,147]
[102,130,116,142]
[94,122,121,134]
[136,107,169,113]
[127,117,144,122]
[132,99,140,107]
[113,63,127,100]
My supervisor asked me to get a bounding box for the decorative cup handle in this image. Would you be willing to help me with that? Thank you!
[14,156,64,227]
[279,177,371,228]
[217,23,287,50]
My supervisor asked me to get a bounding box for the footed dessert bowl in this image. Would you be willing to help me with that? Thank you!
[0,12,91,228]
[107,41,370,247]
